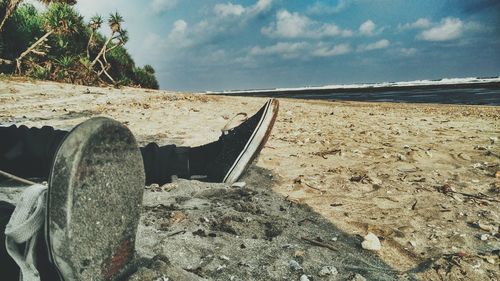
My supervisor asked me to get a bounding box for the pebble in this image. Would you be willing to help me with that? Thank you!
[351,273,367,281]
[318,266,338,276]
[478,222,496,232]
[396,153,407,161]
[361,232,382,251]
[294,250,305,258]
[299,275,310,281]
[458,153,471,161]
[480,234,489,241]
[289,260,303,271]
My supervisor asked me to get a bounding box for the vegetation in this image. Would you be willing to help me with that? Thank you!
[0,0,159,89]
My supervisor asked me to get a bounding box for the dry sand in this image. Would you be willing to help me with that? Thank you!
[0,77,499,280]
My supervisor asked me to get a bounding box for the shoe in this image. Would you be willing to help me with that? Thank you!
[207,99,279,183]
[46,117,145,280]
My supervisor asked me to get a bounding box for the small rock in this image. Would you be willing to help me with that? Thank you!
[458,153,471,161]
[351,273,367,281]
[299,275,310,281]
[396,153,406,161]
[496,170,500,179]
[231,181,246,188]
[219,255,230,261]
[294,250,305,258]
[409,241,417,247]
[484,256,496,264]
[318,266,338,276]
[425,150,433,157]
[362,232,381,251]
[480,234,489,241]
[289,260,303,271]
[331,236,338,242]
[216,265,226,272]
[478,222,496,232]
[489,137,498,144]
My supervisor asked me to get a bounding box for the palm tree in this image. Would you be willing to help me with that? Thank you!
[0,0,76,32]
[90,12,123,67]
[15,3,81,73]
[86,14,102,58]
[0,0,22,32]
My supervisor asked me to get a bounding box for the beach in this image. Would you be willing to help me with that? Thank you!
[1,78,499,280]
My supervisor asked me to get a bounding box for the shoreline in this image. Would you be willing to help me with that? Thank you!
[1,79,499,280]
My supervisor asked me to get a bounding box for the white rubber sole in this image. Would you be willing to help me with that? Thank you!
[223,99,279,183]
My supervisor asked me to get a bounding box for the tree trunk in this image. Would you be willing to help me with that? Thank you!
[86,32,94,59]
[90,32,113,67]
[16,30,54,73]
[0,0,22,32]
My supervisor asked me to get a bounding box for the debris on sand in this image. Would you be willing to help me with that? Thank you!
[362,232,382,251]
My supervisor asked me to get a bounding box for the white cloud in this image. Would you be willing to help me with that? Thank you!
[250,42,309,58]
[398,18,432,30]
[214,0,272,18]
[418,17,463,41]
[167,19,191,47]
[357,39,390,52]
[359,20,376,36]
[262,10,353,39]
[214,3,245,17]
[150,0,178,14]
[313,43,351,57]
[251,0,272,13]
[398,47,417,56]
[262,10,310,38]
[306,0,361,15]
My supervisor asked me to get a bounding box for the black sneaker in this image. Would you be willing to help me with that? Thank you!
[46,117,145,280]
[207,99,279,183]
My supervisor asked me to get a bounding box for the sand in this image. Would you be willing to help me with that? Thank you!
[0,77,499,280]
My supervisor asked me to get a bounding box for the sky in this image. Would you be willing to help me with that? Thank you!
[42,0,500,90]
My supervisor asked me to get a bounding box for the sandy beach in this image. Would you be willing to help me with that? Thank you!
[0,77,499,280]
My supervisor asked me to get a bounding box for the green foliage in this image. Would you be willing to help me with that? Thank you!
[1,3,44,59]
[43,2,83,34]
[0,2,159,89]
[143,64,155,74]
[29,64,49,79]
[133,66,159,89]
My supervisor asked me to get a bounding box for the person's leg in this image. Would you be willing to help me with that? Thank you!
[0,125,67,179]
[0,125,192,185]
[2,117,145,280]
[0,98,279,185]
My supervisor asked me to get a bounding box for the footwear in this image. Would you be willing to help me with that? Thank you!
[46,117,145,280]
[207,99,279,183]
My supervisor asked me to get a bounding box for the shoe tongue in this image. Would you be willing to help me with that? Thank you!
[221,113,248,134]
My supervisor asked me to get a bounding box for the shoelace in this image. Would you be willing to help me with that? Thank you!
[221,113,248,135]
[5,184,48,281]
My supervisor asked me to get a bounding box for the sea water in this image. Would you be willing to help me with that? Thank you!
[214,77,500,106]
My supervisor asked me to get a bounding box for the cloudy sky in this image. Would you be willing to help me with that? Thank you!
[69,0,499,90]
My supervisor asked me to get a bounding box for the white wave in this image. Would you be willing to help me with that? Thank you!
[213,76,500,94]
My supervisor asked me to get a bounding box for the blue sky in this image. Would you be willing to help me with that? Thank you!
[70,0,500,90]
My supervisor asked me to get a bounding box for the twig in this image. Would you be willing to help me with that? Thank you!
[0,169,38,185]
[166,230,186,237]
[301,237,337,251]
[303,182,326,193]
[454,191,499,203]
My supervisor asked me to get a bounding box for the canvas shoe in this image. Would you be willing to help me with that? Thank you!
[45,117,145,280]
[207,99,279,183]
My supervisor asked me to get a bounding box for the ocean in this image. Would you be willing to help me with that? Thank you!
[212,77,500,106]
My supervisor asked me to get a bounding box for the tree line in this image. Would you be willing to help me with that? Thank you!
[0,0,159,89]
